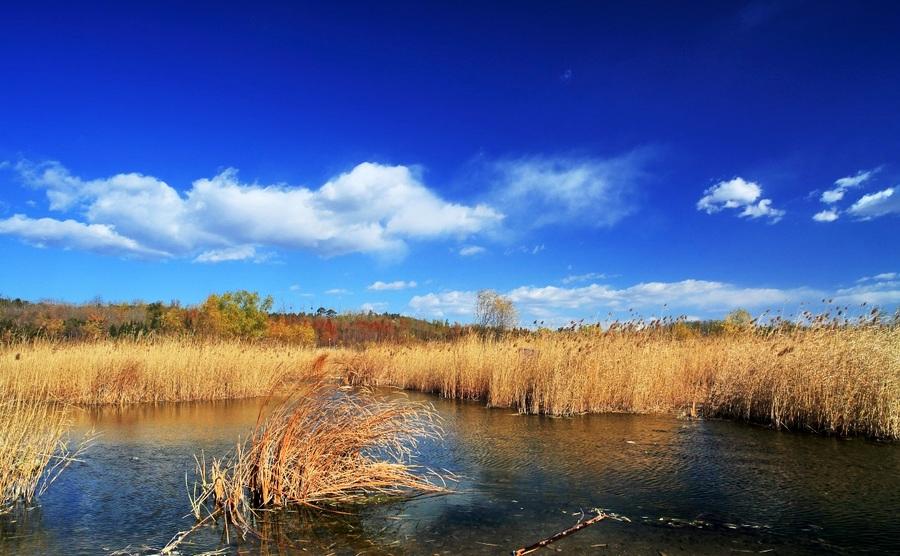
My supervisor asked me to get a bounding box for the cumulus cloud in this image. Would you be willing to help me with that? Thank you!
[325,288,351,295]
[3,160,503,260]
[847,187,899,219]
[368,280,417,291]
[458,245,486,256]
[697,177,784,222]
[0,214,169,257]
[486,151,650,229]
[812,209,839,223]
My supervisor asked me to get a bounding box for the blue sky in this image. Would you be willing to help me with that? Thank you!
[1,0,898,325]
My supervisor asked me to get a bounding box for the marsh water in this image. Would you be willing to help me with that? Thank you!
[2,393,898,555]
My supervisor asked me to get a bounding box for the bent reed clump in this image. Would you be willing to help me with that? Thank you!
[168,379,445,551]
[343,320,899,439]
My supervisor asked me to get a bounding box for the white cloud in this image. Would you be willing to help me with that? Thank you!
[487,151,649,228]
[857,272,897,283]
[6,160,503,260]
[561,272,608,284]
[0,214,169,257]
[360,302,389,313]
[697,177,784,222]
[820,189,846,204]
[812,209,839,222]
[833,280,900,306]
[409,291,477,318]
[289,284,302,291]
[368,280,417,291]
[847,187,900,219]
[835,169,876,188]
[697,177,761,211]
[193,245,258,263]
[458,245,486,256]
[325,288,351,295]
[739,199,785,222]
[820,169,876,204]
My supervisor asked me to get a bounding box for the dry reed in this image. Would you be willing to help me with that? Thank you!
[170,378,445,550]
[342,324,899,439]
[2,323,897,439]
[0,339,341,404]
[0,400,89,510]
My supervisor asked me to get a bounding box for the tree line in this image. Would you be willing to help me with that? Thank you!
[0,290,470,346]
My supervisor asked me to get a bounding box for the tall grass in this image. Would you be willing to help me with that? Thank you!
[2,324,897,439]
[0,400,88,510]
[343,324,900,439]
[0,339,339,404]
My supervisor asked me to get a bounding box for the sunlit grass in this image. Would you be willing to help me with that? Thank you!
[343,324,899,439]
[1,321,897,439]
[0,339,341,404]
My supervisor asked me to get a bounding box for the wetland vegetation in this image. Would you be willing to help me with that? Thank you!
[1,291,898,553]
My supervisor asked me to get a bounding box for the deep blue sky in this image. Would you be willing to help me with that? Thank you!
[1,1,898,324]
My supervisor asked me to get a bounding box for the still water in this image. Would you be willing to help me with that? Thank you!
[2,393,898,555]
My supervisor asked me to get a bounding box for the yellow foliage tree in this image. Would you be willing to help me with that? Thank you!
[266,317,317,346]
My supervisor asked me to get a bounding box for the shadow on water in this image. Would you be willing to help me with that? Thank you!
[2,392,898,554]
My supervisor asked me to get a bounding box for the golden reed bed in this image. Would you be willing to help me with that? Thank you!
[343,326,899,439]
[1,325,898,439]
[0,340,337,404]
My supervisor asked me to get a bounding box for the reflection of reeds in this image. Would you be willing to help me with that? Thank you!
[344,324,899,439]
[171,379,446,550]
[0,401,90,510]
[1,339,337,404]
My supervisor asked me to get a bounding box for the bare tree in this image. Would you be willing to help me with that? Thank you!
[475,289,518,329]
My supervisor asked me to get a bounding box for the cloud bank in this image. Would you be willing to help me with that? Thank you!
[2,160,503,260]
[409,279,816,320]
[410,276,899,324]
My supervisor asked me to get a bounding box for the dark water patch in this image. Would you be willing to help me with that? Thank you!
[1,394,898,554]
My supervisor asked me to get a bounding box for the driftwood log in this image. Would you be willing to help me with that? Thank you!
[512,511,609,555]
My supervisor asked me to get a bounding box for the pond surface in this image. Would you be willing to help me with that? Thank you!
[2,392,898,555]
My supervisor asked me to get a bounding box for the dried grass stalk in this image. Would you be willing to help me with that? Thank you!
[0,400,91,511]
[176,378,446,549]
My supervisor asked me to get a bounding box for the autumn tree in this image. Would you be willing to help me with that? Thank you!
[723,308,753,335]
[474,289,518,329]
[198,290,273,339]
[267,317,317,346]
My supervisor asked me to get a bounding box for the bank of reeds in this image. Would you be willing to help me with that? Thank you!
[2,323,897,439]
[166,380,444,551]
[0,400,88,510]
[0,339,340,404]
[342,324,900,439]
